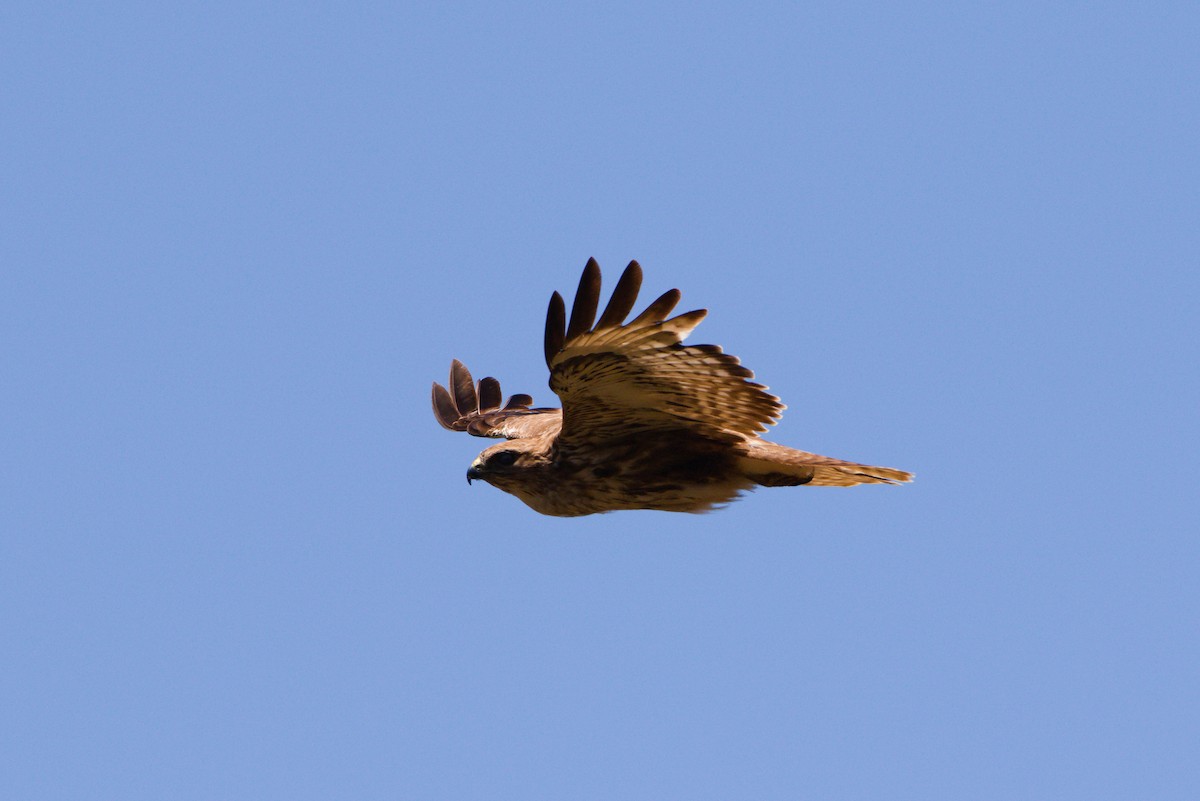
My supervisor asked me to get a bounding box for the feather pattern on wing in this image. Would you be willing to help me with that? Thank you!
[431,359,560,439]
[543,261,784,450]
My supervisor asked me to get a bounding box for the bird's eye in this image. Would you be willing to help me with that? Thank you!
[491,451,518,467]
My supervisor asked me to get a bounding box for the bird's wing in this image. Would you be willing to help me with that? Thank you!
[543,259,783,452]
[432,359,562,439]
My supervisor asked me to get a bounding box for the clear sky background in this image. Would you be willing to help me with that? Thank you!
[3,2,1197,799]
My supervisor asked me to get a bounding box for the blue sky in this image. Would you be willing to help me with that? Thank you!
[3,1,1197,798]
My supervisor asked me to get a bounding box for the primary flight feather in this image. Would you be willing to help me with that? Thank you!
[432,258,912,516]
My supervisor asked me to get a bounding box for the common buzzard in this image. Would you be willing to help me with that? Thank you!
[433,259,912,516]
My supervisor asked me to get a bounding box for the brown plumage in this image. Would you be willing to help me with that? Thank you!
[432,258,913,516]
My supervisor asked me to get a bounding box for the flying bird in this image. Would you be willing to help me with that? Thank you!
[432,258,912,516]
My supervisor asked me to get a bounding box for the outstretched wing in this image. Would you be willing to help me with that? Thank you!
[543,258,783,451]
[431,359,561,439]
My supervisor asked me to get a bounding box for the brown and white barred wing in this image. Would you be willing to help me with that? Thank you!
[543,259,783,450]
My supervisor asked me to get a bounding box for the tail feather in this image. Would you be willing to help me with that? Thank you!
[736,439,913,488]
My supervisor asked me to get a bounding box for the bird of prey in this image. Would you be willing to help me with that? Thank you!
[432,258,912,516]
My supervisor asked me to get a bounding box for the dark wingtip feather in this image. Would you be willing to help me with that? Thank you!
[544,291,566,368]
[478,377,502,411]
[669,308,708,328]
[566,258,602,341]
[596,260,643,329]
[431,382,460,430]
[630,288,682,326]
[449,359,477,415]
[504,393,534,409]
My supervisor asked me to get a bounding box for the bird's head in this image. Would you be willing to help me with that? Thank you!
[467,439,551,490]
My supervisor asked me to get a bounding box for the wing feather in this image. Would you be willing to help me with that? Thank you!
[504,393,534,410]
[450,359,478,413]
[565,257,602,341]
[628,288,681,327]
[544,291,566,370]
[431,381,461,429]
[478,376,502,411]
[595,261,643,329]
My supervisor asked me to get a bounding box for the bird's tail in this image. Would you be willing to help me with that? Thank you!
[735,439,913,487]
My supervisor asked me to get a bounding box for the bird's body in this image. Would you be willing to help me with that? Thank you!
[472,429,747,516]
[433,259,912,516]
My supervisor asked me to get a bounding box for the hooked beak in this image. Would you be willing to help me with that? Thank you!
[466,465,483,485]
